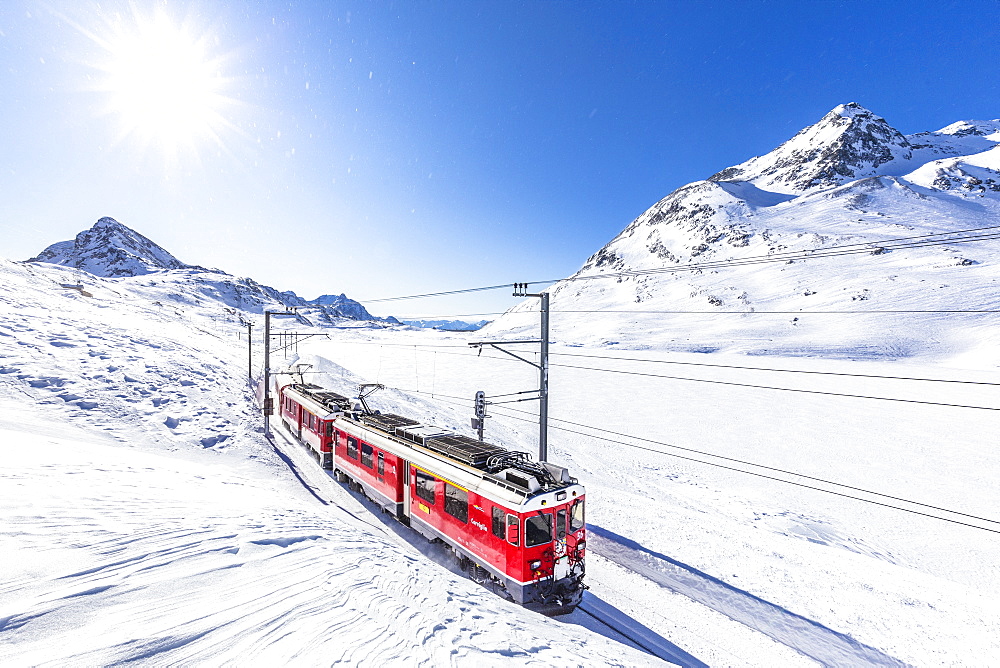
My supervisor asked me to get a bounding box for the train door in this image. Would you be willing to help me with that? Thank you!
[402,462,412,519]
[553,507,569,580]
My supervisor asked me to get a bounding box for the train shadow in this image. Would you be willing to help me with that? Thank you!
[559,592,708,667]
[587,525,904,667]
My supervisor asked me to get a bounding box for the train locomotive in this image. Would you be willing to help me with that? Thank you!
[277,382,586,615]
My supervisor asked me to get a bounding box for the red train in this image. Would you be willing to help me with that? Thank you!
[277,382,586,615]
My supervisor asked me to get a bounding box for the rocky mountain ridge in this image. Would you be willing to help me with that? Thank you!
[485,103,1000,360]
[30,217,205,277]
[28,217,387,324]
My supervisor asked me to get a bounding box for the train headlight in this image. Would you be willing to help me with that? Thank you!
[529,560,541,570]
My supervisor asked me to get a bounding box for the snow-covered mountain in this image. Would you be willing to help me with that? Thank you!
[486,103,1000,361]
[28,217,388,324]
[401,318,490,331]
[30,216,207,276]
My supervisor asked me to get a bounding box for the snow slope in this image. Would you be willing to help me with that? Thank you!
[0,258,662,666]
[301,326,1000,666]
[484,104,1000,360]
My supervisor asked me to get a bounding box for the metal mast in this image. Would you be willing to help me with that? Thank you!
[538,290,549,462]
[263,311,272,435]
[469,283,550,462]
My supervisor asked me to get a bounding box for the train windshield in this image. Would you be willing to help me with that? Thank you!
[525,513,552,547]
[570,499,585,532]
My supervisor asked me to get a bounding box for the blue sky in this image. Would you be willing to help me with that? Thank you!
[1,0,997,318]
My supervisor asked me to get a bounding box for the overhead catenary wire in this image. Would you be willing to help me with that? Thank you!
[363,281,555,304]
[393,309,1000,319]
[321,338,1000,390]
[546,360,1000,412]
[388,387,1000,534]
[551,351,1000,387]
[358,223,1000,303]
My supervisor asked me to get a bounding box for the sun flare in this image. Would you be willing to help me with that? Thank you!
[92,6,235,160]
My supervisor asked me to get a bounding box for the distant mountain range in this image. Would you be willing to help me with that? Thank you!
[28,217,394,324]
[485,103,1000,360]
[400,319,490,331]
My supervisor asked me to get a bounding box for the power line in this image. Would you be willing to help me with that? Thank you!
[537,416,1000,535]
[547,360,1000,412]
[551,352,1000,387]
[358,223,1000,303]
[545,309,1000,315]
[560,229,1000,283]
[391,312,506,319]
[388,309,1000,319]
[364,281,555,304]
[320,339,1000,391]
[391,386,1000,534]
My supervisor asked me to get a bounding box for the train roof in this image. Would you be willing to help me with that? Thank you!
[348,412,577,499]
[280,383,580,501]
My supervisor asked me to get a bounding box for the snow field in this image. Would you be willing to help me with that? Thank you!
[301,326,1000,666]
[0,260,664,667]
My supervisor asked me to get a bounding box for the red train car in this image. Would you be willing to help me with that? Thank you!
[278,383,586,615]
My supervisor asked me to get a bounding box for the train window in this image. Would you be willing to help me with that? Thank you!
[361,443,374,468]
[346,437,358,460]
[506,514,519,545]
[326,423,334,438]
[377,452,385,476]
[443,483,468,523]
[491,507,505,539]
[556,508,567,540]
[525,513,552,548]
[570,499,585,532]
[415,469,436,504]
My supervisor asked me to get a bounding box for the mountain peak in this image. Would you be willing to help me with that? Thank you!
[94,216,125,229]
[710,103,912,193]
[828,101,876,119]
[28,217,194,277]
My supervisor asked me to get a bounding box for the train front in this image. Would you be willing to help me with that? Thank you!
[508,473,586,615]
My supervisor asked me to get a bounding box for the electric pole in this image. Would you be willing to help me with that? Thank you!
[247,322,253,383]
[263,311,273,437]
[469,282,551,462]
[538,289,549,462]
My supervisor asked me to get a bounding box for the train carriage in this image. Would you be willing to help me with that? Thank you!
[278,382,586,615]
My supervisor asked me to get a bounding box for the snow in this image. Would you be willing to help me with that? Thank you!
[0,259,663,666]
[299,327,1000,666]
[5,103,1000,665]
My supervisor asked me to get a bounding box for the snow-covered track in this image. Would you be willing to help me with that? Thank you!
[588,525,909,667]
[575,596,707,667]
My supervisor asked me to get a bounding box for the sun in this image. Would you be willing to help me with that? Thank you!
[90,5,236,161]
